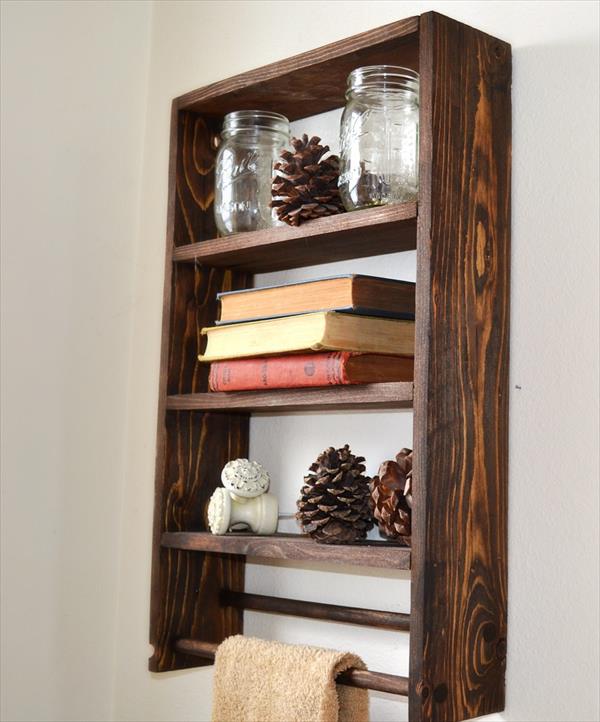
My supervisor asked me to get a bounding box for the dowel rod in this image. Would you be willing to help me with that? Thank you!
[221,590,410,630]
[336,668,410,696]
[174,639,409,696]
[175,639,219,657]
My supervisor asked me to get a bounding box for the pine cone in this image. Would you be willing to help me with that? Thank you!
[395,448,413,509]
[296,444,374,544]
[370,448,413,545]
[271,134,345,226]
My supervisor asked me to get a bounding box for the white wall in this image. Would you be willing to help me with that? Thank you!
[0,2,152,721]
[2,2,598,722]
[248,108,414,722]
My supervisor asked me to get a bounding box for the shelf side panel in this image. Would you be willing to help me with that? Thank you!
[411,13,511,722]
[149,108,250,672]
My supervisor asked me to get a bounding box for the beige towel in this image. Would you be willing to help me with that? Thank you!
[211,635,370,722]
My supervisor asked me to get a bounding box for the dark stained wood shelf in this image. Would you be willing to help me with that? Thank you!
[151,13,511,722]
[161,532,411,570]
[166,382,413,412]
[172,202,417,272]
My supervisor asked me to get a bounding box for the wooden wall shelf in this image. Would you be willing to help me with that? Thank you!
[150,12,511,722]
[161,532,411,570]
[166,382,413,412]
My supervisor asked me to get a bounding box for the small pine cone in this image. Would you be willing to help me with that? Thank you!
[296,444,374,544]
[270,134,345,226]
[396,448,413,508]
[370,448,413,545]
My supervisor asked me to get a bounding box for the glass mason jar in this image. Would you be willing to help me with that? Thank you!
[338,66,419,211]
[214,110,290,235]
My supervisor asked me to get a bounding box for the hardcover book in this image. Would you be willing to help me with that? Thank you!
[198,311,415,362]
[209,352,414,391]
[217,274,415,324]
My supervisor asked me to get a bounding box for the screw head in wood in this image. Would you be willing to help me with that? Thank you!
[433,683,448,703]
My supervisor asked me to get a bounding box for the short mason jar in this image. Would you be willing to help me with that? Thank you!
[214,110,290,235]
[338,66,419,211]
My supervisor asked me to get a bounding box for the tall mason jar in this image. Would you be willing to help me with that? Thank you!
[339,66,419,211]
[214,110,290,235]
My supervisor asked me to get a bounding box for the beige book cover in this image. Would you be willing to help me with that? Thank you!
[198,311,415,362]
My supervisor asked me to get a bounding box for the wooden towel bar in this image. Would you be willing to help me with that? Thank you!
[174,639,410,696]
[221,590,410,630]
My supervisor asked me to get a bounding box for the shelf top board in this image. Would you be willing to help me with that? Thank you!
[162,532,411,570]
[166,383,413,413]
[175,17,419,120]
[172,202,417,272]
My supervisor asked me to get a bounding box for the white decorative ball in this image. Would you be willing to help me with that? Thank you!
[207,487,231,535]
[221,458,270,498]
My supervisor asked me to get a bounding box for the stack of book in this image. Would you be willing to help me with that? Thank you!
[198,274,416,392]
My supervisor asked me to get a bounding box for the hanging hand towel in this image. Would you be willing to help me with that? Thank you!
[211,635,370,722]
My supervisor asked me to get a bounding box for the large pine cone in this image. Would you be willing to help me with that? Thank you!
[296,444,374,544]
[270,135,345,226]
[370,448,413,545]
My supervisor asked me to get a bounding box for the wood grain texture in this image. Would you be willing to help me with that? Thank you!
[166,382,414,412]
[173,639,410,696]
[173,111,221,247]
[410,13,511,722]
[161,532,411,570]
[172,202,417,272]
[177,18,419,120]
[221,590,411,630]
[149,109,253,672]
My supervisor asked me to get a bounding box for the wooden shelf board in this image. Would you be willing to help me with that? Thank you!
[161,532,411,570]
[166,382,413,412]
[172,203,417,273]
[176,17,419,120]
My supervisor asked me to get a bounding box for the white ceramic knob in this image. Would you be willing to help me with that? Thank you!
[207,488,278,535]
[221,458,270,499]
[207,488,231,535]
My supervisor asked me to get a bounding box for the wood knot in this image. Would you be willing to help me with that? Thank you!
[433,683,448,703]
[482,622,497,642]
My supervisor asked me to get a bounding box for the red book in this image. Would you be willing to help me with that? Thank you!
[209,352,413,392]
